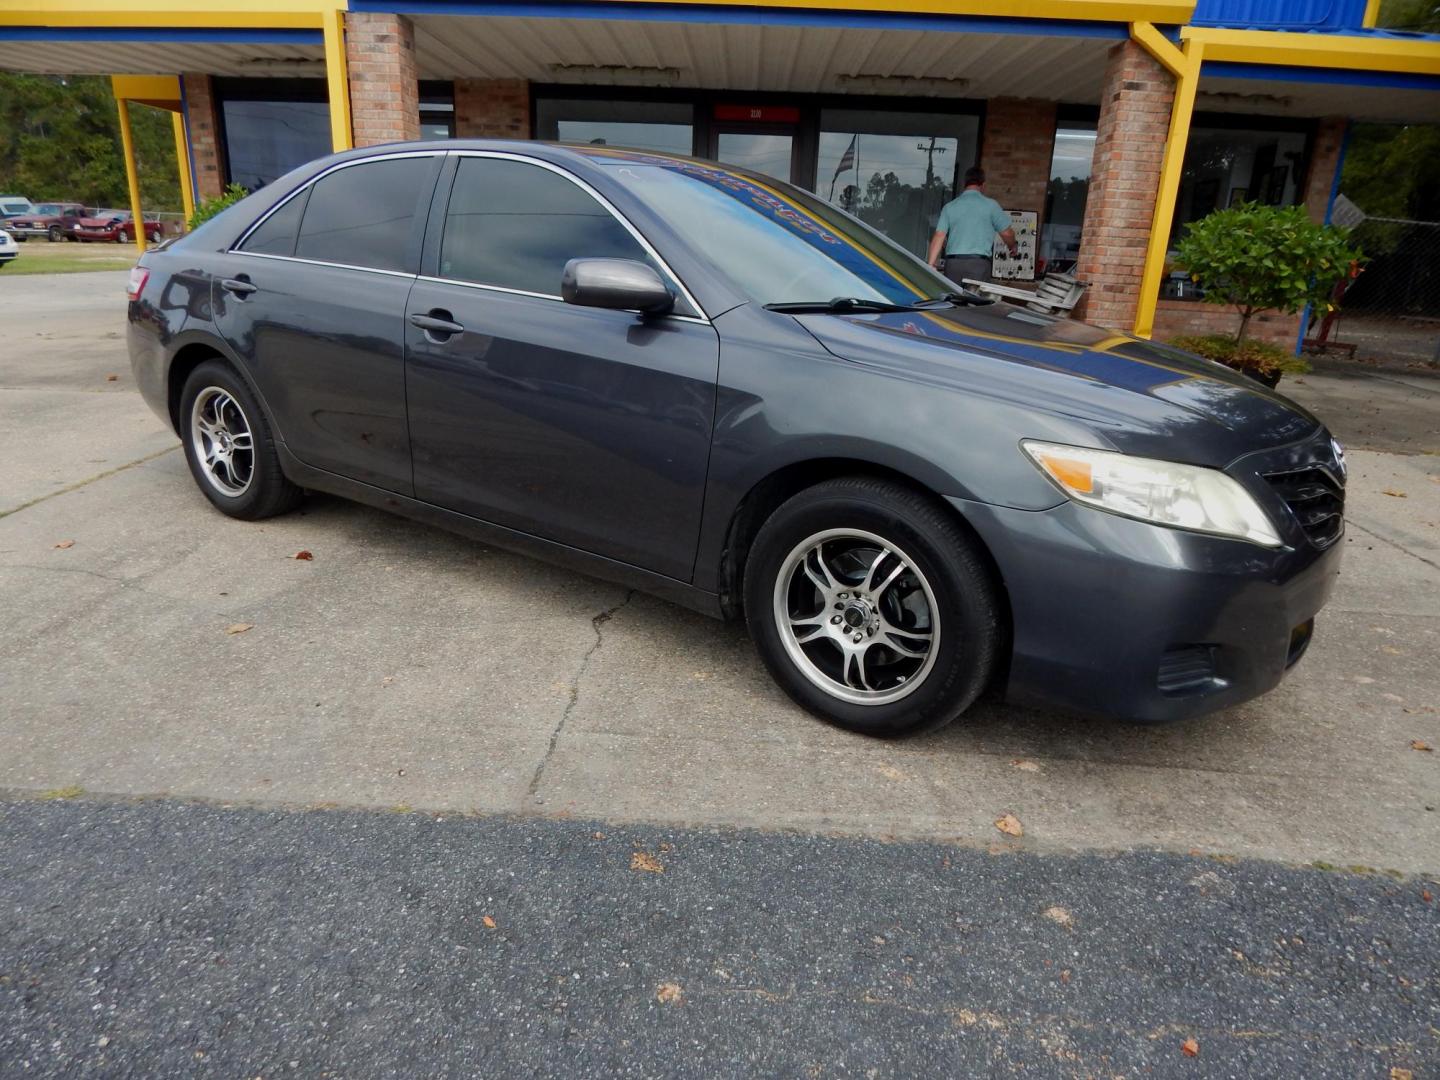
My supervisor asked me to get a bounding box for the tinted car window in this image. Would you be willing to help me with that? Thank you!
[596,157,951,307]
[239,191,308,256]
[440,157,650,296]
[295,157,432,272]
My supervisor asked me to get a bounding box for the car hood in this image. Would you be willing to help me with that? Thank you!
[795,300,1319,463]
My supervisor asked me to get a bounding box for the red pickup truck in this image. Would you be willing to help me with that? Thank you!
[6,202,89,241]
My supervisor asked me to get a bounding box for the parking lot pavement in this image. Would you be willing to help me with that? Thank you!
[2,797,1436,1080]
[1,272,1438,874]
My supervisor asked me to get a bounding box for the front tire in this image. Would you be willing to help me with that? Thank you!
[179,360,302,520]
[744,477,1001,737]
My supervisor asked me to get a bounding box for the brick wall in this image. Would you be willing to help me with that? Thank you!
[1152,300,1300,348]
[1302,116,1347,223]
[1072,40,1174,332]
[181,74,224,200]
[455,79,531,139]
[980,98,1057,224]
[345,12,419,146]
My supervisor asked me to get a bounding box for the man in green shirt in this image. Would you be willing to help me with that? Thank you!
[926,167,1018,286]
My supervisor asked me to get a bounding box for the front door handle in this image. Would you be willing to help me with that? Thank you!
[409,311,465,338]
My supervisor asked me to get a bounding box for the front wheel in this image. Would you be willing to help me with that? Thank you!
[179,360,303,520]
[744,478,1002,737]
[47,225,62,242]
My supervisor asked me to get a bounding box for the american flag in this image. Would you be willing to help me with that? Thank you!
[832,135,857,183]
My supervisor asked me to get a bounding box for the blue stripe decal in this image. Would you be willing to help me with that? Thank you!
[0,27,323,45]
[350,0,1128,36]
[1203,60,1440,91]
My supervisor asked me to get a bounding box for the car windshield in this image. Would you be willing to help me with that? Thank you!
[592,153,955,309]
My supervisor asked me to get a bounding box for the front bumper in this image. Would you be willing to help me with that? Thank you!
[950,441,1344,722]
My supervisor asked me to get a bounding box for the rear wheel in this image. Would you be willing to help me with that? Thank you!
[179,360,302,520]
[744,477,1001,737]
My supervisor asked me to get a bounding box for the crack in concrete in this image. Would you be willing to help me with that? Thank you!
[0,444,178,520]
[1345,518,1440,572]
[525,590,636,804]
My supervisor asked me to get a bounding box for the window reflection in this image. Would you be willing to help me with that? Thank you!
[1174,125,1309,237]
[815,109,979,258]
[1042,124,1096,271]
[716,133,794,184]
[536,98,694,155]
[220,99,331,191]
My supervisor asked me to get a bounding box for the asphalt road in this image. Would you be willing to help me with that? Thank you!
[1,796,1436,1079]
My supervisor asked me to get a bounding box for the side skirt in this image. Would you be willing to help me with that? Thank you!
[275,441,725,620]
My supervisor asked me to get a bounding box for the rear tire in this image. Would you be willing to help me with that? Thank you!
[743,477,1001,737]
[179,360,302,521]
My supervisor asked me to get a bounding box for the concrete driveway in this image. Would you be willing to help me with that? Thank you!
[3,271,1437,874]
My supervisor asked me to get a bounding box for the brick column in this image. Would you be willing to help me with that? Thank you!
[980,98,1057,222]
[1073,40,1175,331]
[455,79,531,139]
[1302,116,1347,223]
[345,11,420,146]
[181,74,224,199]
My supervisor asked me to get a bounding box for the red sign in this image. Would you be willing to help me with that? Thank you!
[714,104,801,124]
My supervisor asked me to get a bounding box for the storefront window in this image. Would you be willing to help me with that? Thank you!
[419,80,455,140]
[1174,123,1309,235]
[534,98,694,155]
[815,108,980,258]
[214,79,331,192]
[1042,123,1096,271]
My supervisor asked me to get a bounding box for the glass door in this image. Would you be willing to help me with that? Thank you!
[709,105,802,184]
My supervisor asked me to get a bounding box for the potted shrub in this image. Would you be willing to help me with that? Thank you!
[1171,203,1360,387]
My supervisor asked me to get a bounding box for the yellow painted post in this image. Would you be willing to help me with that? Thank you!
[1362,0,1382,25]
[114,96,147,257]
[322,5,353,152]
[1132,40,1203,340]
[171,109,195,225]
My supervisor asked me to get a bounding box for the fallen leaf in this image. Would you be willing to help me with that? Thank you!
[105,374,118,382]
[1382,489,1407,498]
[1421,890,1432,903]
[593,831,606,840]
[995,813,1024,837]
[655,982,683,1004]
[1412,741,1433,752]
[1391,1069,1413,1080]
[481,915,496,929]
[876,763,906,781]
[225,623,254,635]
[381,676,395,686]
[1010,759,1041,772]
[292,550,313,561]
[1042,906,1073,928]
[631,850,665,874]
[1181,1038,1199,1058]
[53,539,75,549]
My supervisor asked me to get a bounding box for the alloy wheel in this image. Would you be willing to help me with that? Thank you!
[772,528,941,706]
[189,386,255,497]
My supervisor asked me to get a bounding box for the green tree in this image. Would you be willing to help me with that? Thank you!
[0,73,179,211]
[1175,203,1361,343]
[1377,0,1440,30]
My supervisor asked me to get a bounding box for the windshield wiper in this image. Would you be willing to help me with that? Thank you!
[764,297,920,314]
[913,290,995,308]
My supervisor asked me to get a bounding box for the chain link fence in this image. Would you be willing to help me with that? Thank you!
[1307,212,1440,366]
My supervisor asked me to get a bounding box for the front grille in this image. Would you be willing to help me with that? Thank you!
[1263,466,1344,548]
[1158,645,1217,694]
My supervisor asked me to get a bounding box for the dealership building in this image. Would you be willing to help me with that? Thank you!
[3,0,1438,342]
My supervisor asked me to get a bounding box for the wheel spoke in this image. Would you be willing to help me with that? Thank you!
[790,618,826,645]
[870,558,908,599]
[802,548,834,595]
[843,647,873,692]
[860,547,892,593]
[230,431,253,451]
[880,624,932,659]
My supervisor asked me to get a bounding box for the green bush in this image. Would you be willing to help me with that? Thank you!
[187,183,247,231]
[1175,203,1361,343]
[1170,333,1310,382]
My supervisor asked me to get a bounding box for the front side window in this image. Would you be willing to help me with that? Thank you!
[439,157,653,296]
[596,155,952,306]
[295,157,433,272]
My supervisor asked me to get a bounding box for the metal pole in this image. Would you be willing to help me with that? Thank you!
[115,96,147,257]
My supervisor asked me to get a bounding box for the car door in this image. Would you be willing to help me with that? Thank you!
[404,153,720,582]
[211,152,442,495]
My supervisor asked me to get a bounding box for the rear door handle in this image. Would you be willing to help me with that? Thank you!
[221,277,256,298]
[409,312,465,338]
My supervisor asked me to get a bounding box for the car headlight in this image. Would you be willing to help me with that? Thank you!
[1021,440,1283,547]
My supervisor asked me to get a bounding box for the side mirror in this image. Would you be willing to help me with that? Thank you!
[561,258,674,316]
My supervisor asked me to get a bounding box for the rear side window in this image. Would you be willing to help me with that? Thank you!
[294,157,433,272]
[239,191,307,256]
[440,157,651,296]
